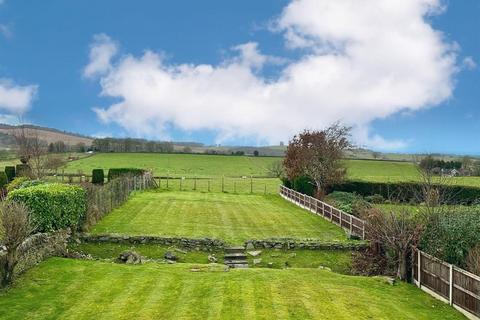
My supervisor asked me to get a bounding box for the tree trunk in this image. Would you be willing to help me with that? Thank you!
[397,250,408,280]
[1,250,17,288]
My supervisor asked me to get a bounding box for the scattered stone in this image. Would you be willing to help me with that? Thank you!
[247,250,262,257]
[190,268,201,272]
[208,254,218,263]
[246,242,255,250]
[164,251,177,261]
[387,277,396,286]
[267,262,274,268]
[166,259,176,264]
[253,258,262,265]
[117,251,143,264]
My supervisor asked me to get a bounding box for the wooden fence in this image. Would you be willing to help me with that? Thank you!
[413,248,480,319]
[279,185,365,239]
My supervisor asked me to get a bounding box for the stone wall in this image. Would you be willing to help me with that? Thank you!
[0,229,71,277]
[79,233,367,251]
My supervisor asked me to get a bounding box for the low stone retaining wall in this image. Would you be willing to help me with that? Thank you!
[0,229,71,277]
[79,234,226,251]
[245,239,367,250]
[79,234,367,251]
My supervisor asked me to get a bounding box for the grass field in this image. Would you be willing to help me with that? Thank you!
[0,258,464,320]
[64,153,279,178]
[91,191,350,244]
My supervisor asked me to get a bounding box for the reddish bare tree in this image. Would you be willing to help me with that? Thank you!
[283,123,351,196]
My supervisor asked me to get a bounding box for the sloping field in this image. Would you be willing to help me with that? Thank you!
[91,191,349,244]
[64,153,279,177]
[0,258,464,320]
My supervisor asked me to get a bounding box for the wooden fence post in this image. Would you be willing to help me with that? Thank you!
[166,175,169,188]
[194,177,197,191]
[449,265,453,305]
[349,215,353,234]
[250,176,253,194]
[180,178,183,191]
[208,180,210,192]
[264,184,267,195]
[418,250,422,288]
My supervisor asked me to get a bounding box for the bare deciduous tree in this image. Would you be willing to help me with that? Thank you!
[362,208,422,280]
[284,123,351,196]
[0,201,34,287]
[13,126,50,179]
[267,160,284,178]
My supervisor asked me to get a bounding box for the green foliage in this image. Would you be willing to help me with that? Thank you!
[331,180,480,205]
[107,168,145,181]
[293,176,315,196]
[4,166,15,182]
[325,191,371,216]
[18,179,46,189]
[6,177,30,193]
[7,183,86,232]
[420,210,480,268]
[364,194,385,204]
[91,169,104,185]
[0,172,7,189]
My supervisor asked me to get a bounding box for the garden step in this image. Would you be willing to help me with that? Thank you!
[224,253,247,259]
[224,246,245,254]
[228,263,249,269]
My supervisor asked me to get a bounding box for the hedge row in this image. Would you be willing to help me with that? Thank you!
[7,183,86,232]
[282,178,480,205]
[329,180,480,205]
[107,168,145,181]
[92,169,104,185]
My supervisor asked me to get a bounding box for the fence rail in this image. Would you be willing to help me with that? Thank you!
[413,248,480,319]
[279,185,365,239]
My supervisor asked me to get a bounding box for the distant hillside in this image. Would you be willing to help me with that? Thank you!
[0,124,93,148]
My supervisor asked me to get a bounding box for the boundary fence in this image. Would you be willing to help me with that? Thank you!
[279,185,365,239]
[413,248,480,319]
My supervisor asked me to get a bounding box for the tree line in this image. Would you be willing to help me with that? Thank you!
[92,138,174,153]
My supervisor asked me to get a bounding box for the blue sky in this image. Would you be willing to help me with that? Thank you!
[0,0,479,154]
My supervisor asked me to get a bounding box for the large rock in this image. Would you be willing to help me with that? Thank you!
[117,251,143,264]
[164,251,177,261]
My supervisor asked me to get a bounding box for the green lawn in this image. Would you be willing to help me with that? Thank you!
[91,191,349,244]
[0,258,464,320]
[64,153,279,178]
[69,242,354,274]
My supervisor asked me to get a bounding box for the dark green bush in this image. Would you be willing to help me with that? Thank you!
[281,177,292,189]
[420,210,480,268]
[15,164,31,177]
[330,180,480,205]
[7,183,86,232]
[92,169,104,185]
[107,168,145,181]
[19,179,46,189]
[0,172,7,189]
[324,191,371,216]
[293,176,315,196]
[4,166,15,182]
[365,194,385,204]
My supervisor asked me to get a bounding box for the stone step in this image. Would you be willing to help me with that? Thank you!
[224,246,245,254]
[228,263,249,269]
[224,253,247,259]
[224,259,248,265]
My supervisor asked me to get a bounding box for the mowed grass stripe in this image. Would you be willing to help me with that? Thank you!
[0,259,465,320]
[91,191,349,244]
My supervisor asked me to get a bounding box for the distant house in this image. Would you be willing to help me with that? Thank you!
[441,168,460,177]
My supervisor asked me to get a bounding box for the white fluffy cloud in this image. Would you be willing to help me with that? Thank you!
[83,34,118,79]
[89,0,457,149]
[0,79,37,114]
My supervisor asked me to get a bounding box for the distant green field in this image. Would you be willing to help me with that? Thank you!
[91,191,349,244]
[0,258,464,320]
[64,153,279,178]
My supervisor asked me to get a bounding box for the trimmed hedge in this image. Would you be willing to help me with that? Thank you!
[329,180,480,205]
[4,166,15,182]
[0,172,7,189]
[8,183,86,232]
[107,168,145,181]
[6,177,30,193]
[92,169,104,185]
[16,164,31,177]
